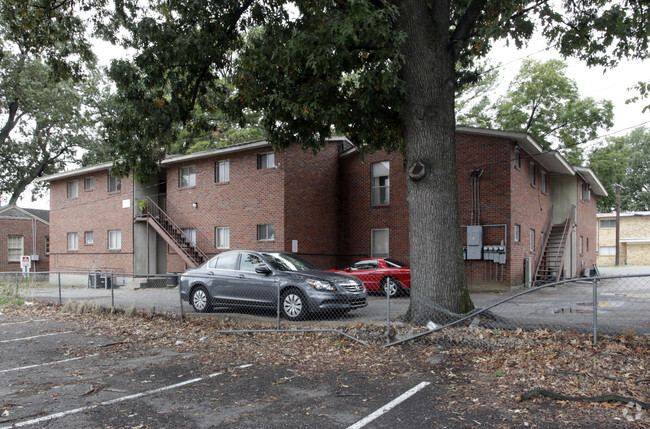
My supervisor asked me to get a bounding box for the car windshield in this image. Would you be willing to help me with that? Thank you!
[385,259,408,268]
[262,253,320,271]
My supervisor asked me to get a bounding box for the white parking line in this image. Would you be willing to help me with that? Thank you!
[0,354,99,375]
[346,381,431,429]
[0,331,73,343]
[0,319,48,327]
[0,364,252,429]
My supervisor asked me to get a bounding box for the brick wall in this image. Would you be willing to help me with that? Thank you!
[164,145,286,272]
[49,170,135,274]
[0,216,49,272]
[597,214,650,265]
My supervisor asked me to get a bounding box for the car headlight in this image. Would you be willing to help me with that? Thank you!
[305,279,337,291]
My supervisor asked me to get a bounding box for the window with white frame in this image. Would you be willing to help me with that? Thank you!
[257,152,275,169]
[541,170,548,193]
[67,180,78,199]
[599,246,616,256]
[215,227,230,249]
[84,231,94,245]
[371,161,390,206]
[67,232,78,250]
[600,219,616,228]
[179,165,196,188]
[181,228,196,246]
[108,230,122,250]
[514,224,521,242]
[529,162,536,186]
[8,236,24,262]
[371,228,389,258]
[216,160,230,183]
[257,224,274,241]
[84,177,94,191]
[529,229,535,252]
[108,175,121,193]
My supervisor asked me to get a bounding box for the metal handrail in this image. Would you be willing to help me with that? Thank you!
[533,206,554,280]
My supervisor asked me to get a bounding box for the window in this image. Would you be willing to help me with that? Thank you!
[215,227,230,249]
[214,252,239,270]
[582,183,591,201]
[586,237,589,252]
[529,229,535,253]
[108,230,122,250]
[514,224,521,243]
[67,232,78,251]
[45,236,50,255]
[579,236,583,255]
[599,246,616,256]
[600,219,616,228]
[371,161,390,206]
[240,253,265,272]
[529,162,536,186]
[181,228,196,246]
[84,231,94,245]
[541,170,548,193]
[257,152,275,169]
[67,180,78,199]
[350,260,379,270]
[514,146,521,168]
[371,228,389,258]
[108,175,121,193]
[215,160,230,183]
[84,177,94,191]
[257,224,274,241]
[179,165,196,188]
[8,236,24,262]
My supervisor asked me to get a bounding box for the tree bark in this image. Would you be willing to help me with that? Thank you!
[399,0,474,324]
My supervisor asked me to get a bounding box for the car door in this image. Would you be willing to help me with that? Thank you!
[235,252,278,308]
[204,252,240,303]
[348,260,380,290]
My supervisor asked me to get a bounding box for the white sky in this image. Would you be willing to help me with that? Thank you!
[15,33,649,210]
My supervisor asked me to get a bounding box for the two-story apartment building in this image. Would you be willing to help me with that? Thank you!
[597,211,650,266]
[40,127,605,290]
[0,205,49,272]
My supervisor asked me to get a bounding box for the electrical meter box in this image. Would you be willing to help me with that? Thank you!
[466,225,483,260]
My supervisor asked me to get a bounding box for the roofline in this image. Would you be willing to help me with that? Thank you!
[0,205,50,225]
[574,166,608,197]
[36,161,115,183]
[597,211,650,218]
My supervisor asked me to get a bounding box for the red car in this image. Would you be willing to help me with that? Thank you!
[331,258,410,297]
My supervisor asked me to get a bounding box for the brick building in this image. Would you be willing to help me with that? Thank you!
[0,205,49,272]
[596,211,650,266]
[39,128,605,289]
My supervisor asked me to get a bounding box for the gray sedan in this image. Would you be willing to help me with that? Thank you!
[179,251,367,320]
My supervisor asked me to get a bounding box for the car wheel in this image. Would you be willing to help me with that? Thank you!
[281,289,307,321]
[381,277,402,297]
[191,285,212,313]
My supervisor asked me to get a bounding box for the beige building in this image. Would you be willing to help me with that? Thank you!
[597,212,650,266]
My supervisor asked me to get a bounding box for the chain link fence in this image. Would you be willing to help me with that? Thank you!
[2,268,648,346]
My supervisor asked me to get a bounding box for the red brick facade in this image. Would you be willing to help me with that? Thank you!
[42,129,603,289]
[0,206,49,272]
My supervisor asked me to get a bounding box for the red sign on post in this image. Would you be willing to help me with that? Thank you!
[21,255,31,272]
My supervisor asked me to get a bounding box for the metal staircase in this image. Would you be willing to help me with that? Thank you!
[135,196,207,268]
[534,205,575,285]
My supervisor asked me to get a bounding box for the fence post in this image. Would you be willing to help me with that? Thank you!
[386,287,391,344]
[276,280,281,330]
[592,277,598,345]
[58,272,62,305]
[110,274,115,308]
[178,275,184,323]
[15,272,19,296]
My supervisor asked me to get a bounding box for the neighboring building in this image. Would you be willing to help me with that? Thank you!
[39,128,606,290]
[597,211,650,266]
[0,205,50,272]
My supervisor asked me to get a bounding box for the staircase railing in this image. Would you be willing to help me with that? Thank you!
[140,196,208,267]
[533,206,554,281]
[553,204,575,282]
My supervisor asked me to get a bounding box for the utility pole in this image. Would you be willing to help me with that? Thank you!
[613,184,622,266]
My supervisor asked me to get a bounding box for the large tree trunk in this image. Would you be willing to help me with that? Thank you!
[399,0,474,325]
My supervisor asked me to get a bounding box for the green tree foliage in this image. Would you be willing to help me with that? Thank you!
[589,127,650,212]
[459,59,615,165]
[0,0,100,204]
[100,0,650,323]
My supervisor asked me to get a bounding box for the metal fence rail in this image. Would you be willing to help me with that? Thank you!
[2,270,648,346]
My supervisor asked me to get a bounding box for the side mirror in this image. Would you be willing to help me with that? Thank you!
[255,265,272,275]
